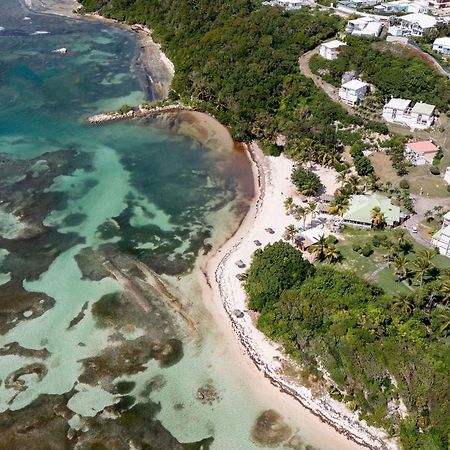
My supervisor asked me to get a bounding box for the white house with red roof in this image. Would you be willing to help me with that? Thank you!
[404,140,439,165]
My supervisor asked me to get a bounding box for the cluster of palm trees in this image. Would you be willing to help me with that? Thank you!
[328,170,381,217]
[284,137,342,169]
[283,197,318,230]
[385,231,440,286]
[308,235,342,263]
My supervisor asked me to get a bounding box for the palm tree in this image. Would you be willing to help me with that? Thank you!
[283,224,297,243]
[347,175,361,193]
[389,254,409,281]
[295,206,307,230]
[391,292,414,316]
[367,173,380,192]
[440,279,450,305]
[417,248,437,264]
[336,171,348,188]
[328,197,349,216]
[371,207,385,228]
[323,243,342,263]
[411,257,432,286]
[385,240,398,262]
[284,197,295,215]
[309,235,328,261]
[308,201,317,226]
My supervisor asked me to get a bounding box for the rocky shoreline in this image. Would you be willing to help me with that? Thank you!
[85,104,192,125]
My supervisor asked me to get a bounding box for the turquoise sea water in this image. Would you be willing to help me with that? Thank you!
[0,3,357,449]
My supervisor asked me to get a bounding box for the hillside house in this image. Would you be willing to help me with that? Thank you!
[410,102,436,128]
[445,167,450,184]
[404,140,439,165]
[374,0,427,13]
[319,40,346,60]
[342,194,402,228]
[339,79,369,106]
[345,17,384,37]
[382,99,435,129]
[397,13,437,36]
[433,37,450,55]
[431,213,450,257]
[428,0,450,8]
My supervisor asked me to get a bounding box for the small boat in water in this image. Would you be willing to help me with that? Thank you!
[53,47,68,55]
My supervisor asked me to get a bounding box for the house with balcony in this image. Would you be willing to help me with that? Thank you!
[428,0,450,8]
[445,167,450,184]
[382,99,435,129]
[396,13,437,36]
[345,16,384,37]
[433,37,450,56]
[431,212,450,257]
[404,140,439,165]
[319,40,346,60]
[339,79,369,106]
[410,102,436,128]
[375,0,428,13]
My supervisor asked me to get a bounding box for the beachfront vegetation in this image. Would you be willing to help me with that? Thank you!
[291,166,321,196]
[78,0,388,168]
[309,36,450,112]
[246,241,450,450]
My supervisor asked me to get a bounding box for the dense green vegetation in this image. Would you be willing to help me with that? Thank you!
[309,36,450,111]
[245,241,450,450]
[290,166,321,196]
[79,0,380,163]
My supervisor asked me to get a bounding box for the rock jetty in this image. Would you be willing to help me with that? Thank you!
[85,104,192,125]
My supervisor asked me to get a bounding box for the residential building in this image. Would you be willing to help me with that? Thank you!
[444,167,450,184]
[382,98,412,122]
[397,13,437,36]
[382,99,436,129]
[319,40,346,60]
[410,102,436,128]
[342,194,402,228]
[374,0,428,13]
[444,211,450,227]
[432,216,450,257]
[345,16,384,37]
[273,0,307,8]
[428,0,450,9]
[339,79,369,106]
[404,140,439,165]
[433,37,450,56]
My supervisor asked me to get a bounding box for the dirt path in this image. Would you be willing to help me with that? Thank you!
[298,47,356,115]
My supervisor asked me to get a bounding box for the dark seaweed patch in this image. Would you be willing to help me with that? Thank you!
[63,213,87,227]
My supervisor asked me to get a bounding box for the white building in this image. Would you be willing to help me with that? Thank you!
[410,102,436,128]
[433,37,450,56]
[397,13,437,36]
[382,97,412,121]
[404,140,439,165]
[345,16,384,37]
[374,0,427,13]
[339,79,369,106]
[445,167,450,184]
[432,213,450,257]
[273,0,306,8]
[319,40,346,60]
[382,99,436,129]
[428,0,450,9]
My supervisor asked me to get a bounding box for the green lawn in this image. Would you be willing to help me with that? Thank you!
[330,227,448,296]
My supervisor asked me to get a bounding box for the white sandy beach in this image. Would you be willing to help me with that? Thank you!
[20,1,399,446]
[200,143,399,450]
